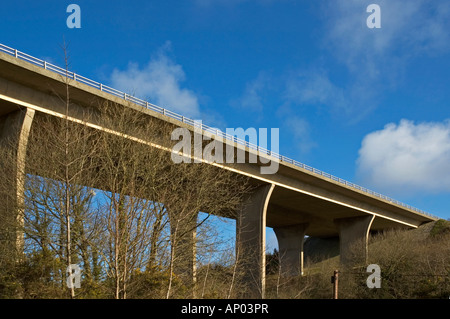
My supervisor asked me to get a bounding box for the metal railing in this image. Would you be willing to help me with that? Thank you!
[0,43,437,219]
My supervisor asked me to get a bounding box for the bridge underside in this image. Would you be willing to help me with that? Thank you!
[0,50,437,299]
[1,101,416,298]
[267,186,409,238]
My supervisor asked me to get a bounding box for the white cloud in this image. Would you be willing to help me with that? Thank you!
[283,69,380,122]
[295,0,450,122]
[356,119,450,194]
[284,116,316,154]
[231,72,269,116]
[285,70,347,111]
[325,0,450,71]
[279,0,450,124]
[110,43,200,118]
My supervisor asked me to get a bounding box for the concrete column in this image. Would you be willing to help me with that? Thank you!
[334,215,375,266]
[0,107,35,261]
[236,183,275,299]
[274,223,309,277]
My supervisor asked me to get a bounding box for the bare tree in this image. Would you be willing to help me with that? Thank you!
[91,101,173,298]
[1,51,254,299]
[89,100,254,299]
[14,42,101,298]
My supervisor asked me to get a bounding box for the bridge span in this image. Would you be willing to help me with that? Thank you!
[0,44,438,298]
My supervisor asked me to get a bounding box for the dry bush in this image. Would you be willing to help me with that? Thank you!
[264,220,450,299]
[340,221,450,299]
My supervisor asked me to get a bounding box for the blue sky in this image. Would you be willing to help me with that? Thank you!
[1,0,449,245]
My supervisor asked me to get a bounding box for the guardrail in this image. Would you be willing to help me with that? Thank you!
[0,43,438,219]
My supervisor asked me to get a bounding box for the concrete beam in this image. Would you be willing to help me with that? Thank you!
[273,223,309,277]
[334,215,375,266]
[236,183,274,299]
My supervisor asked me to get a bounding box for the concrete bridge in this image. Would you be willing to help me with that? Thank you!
[0,44,438,298]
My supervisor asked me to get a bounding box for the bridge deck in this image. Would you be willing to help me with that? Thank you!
[0,46,438,239]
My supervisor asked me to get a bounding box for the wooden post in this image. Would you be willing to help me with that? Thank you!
[331,270,339,299]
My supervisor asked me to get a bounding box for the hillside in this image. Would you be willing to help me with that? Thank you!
[266,219,450,299]
[303,219,450,263]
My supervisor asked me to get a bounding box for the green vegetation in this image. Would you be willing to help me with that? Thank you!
[430,219,450,237]
[265,219,450,299]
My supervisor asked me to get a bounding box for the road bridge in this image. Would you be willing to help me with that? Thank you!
[0,44,438,298]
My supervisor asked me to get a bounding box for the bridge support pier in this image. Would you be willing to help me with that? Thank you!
[236,183,274,299]
[273,223,309,277]
[0,107,35,262]
[335,215,375,266]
